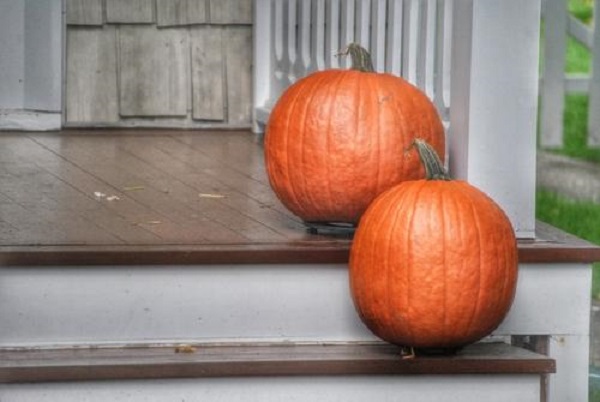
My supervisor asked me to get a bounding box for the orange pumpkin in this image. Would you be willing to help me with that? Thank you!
[349,140,518,349]
[264,44,445,224]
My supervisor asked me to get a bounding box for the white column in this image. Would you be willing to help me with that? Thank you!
[0,0,63,131]
[449,0,541,238]
[24,0,63,113]
[0,1,25,110]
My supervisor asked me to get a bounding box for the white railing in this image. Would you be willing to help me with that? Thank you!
[540,0,600,148]
[253,0,452,130]
[253,0,541,241]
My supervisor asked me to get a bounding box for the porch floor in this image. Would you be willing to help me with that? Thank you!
[0,129,599,266]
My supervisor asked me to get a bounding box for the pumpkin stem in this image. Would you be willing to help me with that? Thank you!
[338,43,375,72]
[413,139,450,181]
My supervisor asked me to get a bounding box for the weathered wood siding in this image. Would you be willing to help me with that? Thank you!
[66,27,119,123]
[118,26,189,117]
[156,0,207,26]
[66,0,103,26]
[65,0,253,128]
[106,0,155,24]
[191,27,225,121]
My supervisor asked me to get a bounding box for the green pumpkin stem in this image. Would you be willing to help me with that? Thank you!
[413,139,451,181]
[339,43,375,73]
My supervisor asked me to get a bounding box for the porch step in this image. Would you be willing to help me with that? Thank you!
[0,342,554,402]
[0,342,555,383]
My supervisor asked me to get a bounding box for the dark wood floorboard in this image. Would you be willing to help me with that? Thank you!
[0,130,317,248]
[0,129,599,266]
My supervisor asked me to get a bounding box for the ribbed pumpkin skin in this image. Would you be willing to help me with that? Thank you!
[264,69,445,223]
[349,180,518,349]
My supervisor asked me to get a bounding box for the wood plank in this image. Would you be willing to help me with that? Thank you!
[209,0,253,24]
[1,134,213,245]
[518,221,600,263]
[0,243,350,266]
[66,0,103,26]
[106,0,154,24]
[0,137,123,245]
[0,342,555,383]
[191,26,225,121]
[118,26,189,116]
[30,134,248,244]
[114,136,305,238]
[66,27,119,124]
[2,218,600,267]
[140,133,288,213]
[113,138,291,241]
[0,218,17,245]
[224,26,253,124]
[0,136,167,244]
[156,0,207,26]
[0,165,121,246]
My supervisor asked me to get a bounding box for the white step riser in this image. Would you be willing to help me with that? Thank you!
[0,375,542,402]
[0,263,590,347]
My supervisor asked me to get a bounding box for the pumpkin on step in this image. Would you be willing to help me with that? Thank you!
[349,140,518,350]
[264,44,445,224]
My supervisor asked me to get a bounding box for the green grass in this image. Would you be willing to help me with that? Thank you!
[592,387,600,402]
[563,95,600,162]
[566,36,592,73]
[569,0,595,23]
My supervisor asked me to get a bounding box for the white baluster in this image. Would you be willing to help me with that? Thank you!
[439,0,452,118]
[386,0,404,76]
[419,0,437,98]
[370,0,387,72]
[295,0,312,78]
[273,0,285,82]
[402,0,421,85]
[355,0,371,49]
[325,0,342,68]
[311,0,326,72]
[340,0,356,68]
[287,0,298,83]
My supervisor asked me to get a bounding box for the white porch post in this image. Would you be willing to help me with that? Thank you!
[252,0,272,133]
[449,0,541,239]
[0,0,63,131]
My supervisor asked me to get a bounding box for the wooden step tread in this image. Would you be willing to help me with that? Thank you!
[0,342,555,383]
[1,222,599,266]
[2,130,600,267]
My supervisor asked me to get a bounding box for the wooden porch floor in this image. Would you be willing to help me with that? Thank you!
[0,129,599,266]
